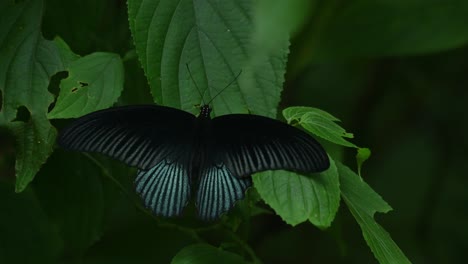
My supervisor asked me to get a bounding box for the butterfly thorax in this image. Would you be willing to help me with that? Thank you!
[190,105,216,181]
[198,105,212,119]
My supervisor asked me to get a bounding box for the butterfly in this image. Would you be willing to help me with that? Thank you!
[58,104,330,220]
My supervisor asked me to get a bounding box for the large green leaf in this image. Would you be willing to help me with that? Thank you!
[48,52,124,119]
[128,0,287,117]
[0,0,69,192]
[253,158,340,228]
[253,0,316,50]
[0,182,62,263]
[128,1,290,228]
[338,162,412,264]
[171,244,247,264]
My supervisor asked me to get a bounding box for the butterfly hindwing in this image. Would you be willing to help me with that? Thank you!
[135,157,191,217]
[58,105,195,170]
[212,114,329,178]
[196,163,252,221]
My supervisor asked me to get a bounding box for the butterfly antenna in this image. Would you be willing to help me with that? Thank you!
[186,63,206,105]
[207,70,242,105]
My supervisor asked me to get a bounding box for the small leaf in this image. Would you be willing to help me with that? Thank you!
[171,244,247,264]
[48,52,124,119]
[283,106,340,123]
[53,36,80,67]
[338,162,412,264]
[283,106,356,148]
[356,147,371,176]
[253,158,340,228]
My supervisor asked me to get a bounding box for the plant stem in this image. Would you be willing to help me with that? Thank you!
[224,227,263,264]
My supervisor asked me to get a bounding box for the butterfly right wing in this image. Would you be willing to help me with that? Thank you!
[212,114,329,178]
[196,162,252,221]
[58,105,196,170]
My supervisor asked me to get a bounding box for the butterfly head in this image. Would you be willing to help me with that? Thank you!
[199,104,212,119]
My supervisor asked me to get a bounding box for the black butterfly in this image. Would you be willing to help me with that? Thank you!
[58,104,330,220]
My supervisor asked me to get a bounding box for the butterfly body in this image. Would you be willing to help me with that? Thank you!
[59,104,329,220]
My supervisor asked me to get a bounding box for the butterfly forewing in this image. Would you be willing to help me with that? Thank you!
[212,114,329,178]
[58,105,196,170]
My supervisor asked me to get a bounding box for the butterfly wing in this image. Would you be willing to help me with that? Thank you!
[135,155,191,217]
[212,114,329,178]
[59,105,195,217]
[196,162,252,221]
[58,105,196,170]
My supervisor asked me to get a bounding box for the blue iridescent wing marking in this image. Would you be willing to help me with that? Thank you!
[196,163,252,221]
[135,157,191,217]
[58,105,195,170]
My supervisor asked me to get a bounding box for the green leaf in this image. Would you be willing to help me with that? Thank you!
[283,106,340,123]
[53,36,81,68]
[171,244,247,264]
[48,52,124,119]
[7,115,57,192]
[0,0,74,192]
[0,182,62,263]
[356,147,371,176]
[254,0,316,46]
[33,150,105,256]
[338,162,412,264]
[253,158,340,228]
[283,106,356,148]
[128,0,287,117]
[307,0,468,60]
[248,0,311,91]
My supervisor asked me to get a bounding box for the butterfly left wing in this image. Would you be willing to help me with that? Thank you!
[58,105,195,170]
[135,154,191,217]
[212,114,329,178]
[196,162,252,221]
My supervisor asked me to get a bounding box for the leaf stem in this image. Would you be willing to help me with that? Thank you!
[224,226,263,264]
